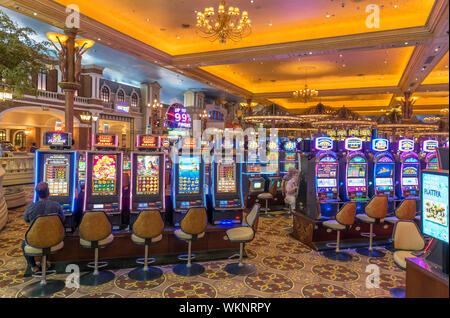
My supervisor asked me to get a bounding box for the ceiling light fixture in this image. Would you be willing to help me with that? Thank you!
[293,67,318,103]
[196,1,251,44]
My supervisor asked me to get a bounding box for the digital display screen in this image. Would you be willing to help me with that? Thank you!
[253,182,262,189]
[92,155,117,196]
[43,154,70,197]
[284,141,296,151]
[93,134,118,148]
[217,161,236,193]
[317,179,337,187]
[348,178,366,187]
[248,151,259,162]
[284,162,296,172]
[422,172,448,243]
[375,163,394,177]
[285,153,297,161]
[376,177,393,186]
[402,165,419,177]
[137,135,159,149]
[317,163,337,178]
[136,155,160,195]
[247,163,260,173]
[266,163,279,174]
[44,132,70,147]
[123,160,131,170]
[268,151,279,162]
[347,164,366,177]
[402,177,418,186]
[178,156,200,194]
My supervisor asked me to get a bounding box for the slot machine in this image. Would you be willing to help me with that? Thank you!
[421,139,439,170]
[84,133,123,228]
[129,135,166,226]
[171,137,205,226]
[209,138,243,225]
[279,138,300,175]
[265,138,282,193]
[34,132,78,231]
[370,138,396,200]
[77,151,86,188]
[297,137,340,219]
[339,138,369,209]
[243,139,265,207]
[396,138,420,199]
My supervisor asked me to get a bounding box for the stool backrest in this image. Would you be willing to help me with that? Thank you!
[336,202,357,226]
[25,214,64,249]
[245,204,260,229]
[79,211,112,242]
[180,207,207,235]
[365,195,388,219]
[133,210,164,239]
[393,220,425,251]
[269,181,278,197]
[395,199,416,220]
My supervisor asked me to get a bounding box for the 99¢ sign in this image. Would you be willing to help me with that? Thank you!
[166,103,191,129]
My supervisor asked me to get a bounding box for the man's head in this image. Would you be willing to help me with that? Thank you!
[32,142,36,146]
[288,166,298,176]
[36,182,50,200]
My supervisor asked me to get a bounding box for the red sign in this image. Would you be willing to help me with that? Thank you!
[93,134,118,148]
[182,137,197,149]
[136,135,160,149]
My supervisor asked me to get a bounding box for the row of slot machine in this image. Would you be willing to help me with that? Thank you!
[34,132,244,230]
[296,136,448,220]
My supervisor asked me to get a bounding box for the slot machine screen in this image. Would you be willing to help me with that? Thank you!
[285,153,297,161]
[92,154,117,196]
[178,156,200,194]
[266,163,279,174]
[375,163,394,178]
[217,161,237,193]
[317,179,337,187]
[248,151,259,162]
[317,163,337,178]
[428,157,439,170]
[348,178,366,187]
[347,164,366,177]
[376,178,393,186]
[422,171,448,243]
[43,154,70,196]
[247,163,260,173]
[252,182,262,190]
[136,155,160,195]
[402,177,418,186]
[268,151,279,162]
[402,164,419,176]
[283,162,296,172]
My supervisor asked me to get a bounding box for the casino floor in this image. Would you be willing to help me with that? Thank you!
[0,186,404,298]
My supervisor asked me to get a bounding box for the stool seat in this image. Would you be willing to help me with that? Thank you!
[174,229,205,241]
[131,233,162,245]
[323,220,346,231]
[80,234,114,248]
[384,216,400,224]
[226,227,254,242]
[356,214,384,224]
[393,250,416,269]
[24,241,64,255]
[257,193,273,200]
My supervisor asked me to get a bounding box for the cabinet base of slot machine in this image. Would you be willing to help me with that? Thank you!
[209,209,243,225]
[63,214,77,233]
[106,212,123,230]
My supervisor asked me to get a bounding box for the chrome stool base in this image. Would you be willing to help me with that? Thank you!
[80,270,115,286]
[173,263,205,277]
[224,263,256,276]
[322,250,352,262]
[259,213,274,219]
[356,247,386,258]
[128,266,163,281]
[21,280,65,298]
[390,287,406,298]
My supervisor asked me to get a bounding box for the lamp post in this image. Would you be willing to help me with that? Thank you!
[200,109,210,131]
[47,29,94,135]
[149,99,163,135]
[0,84,13,102]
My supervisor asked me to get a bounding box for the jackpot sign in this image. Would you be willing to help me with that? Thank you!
[399,139,415,152]
[372,138,389,152]
[315,137,333,151]
[345,138,363,151]
[167,103,191,129]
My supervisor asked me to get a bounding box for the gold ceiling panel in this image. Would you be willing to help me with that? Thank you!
[422,51,449,85]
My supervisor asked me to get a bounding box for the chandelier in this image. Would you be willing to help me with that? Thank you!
[293,84,318,102]
[196,1,251,44]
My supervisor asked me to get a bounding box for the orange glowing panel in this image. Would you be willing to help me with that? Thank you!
[53,0,435,55]
[422,51,449,85]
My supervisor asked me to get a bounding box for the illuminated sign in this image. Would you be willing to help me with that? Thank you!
[315,137,333,151]
[93,134,118,148]
[43,132,71,147]
[372,138,389,152]
[345,138,363,151]
[116,101,130,113]
[182,137,197,149]
[167,103,191,129]
[54,121,63,132]
[136,135,159,149]
[423,140,439,153]
[398,139,415,152]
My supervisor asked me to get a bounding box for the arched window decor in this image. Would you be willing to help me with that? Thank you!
[0,129,6,141]
[101,86,110,102]
[131,93,138,107]
[117,89,125,102]
[14,131,25,148]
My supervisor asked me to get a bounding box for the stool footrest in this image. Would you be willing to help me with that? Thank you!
[178,254,195,261]
[87,261,108,269]
[136,257,156,265]
[360,232,376,238]
[228,253,240,260]
[32,270,56,278]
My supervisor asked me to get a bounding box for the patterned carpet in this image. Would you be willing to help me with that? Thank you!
[0,187,405,298]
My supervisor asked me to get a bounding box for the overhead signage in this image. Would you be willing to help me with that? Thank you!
[372,138,389,152]
[116,101,130,113]
[345,138,363,151]
[167,103,191,129]
[136,135,159,149]
[315,137,333,151]
[43,132,71,147]
[423,140,439,153]
[398,139,415,152]
[93,133,118,148]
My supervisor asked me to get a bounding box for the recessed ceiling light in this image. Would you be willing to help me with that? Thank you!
[339,54,343,58]
[33,12,37,16]
[394,4,398,8]
[250,0,254,3]
[146,18,150,22]
[342,64,346,67]
[404,42,408,45]
[268,23,272,26]
[309,52,313,55]
[176,35,181,39]
[325,13,331,18]
[97,38,101,41]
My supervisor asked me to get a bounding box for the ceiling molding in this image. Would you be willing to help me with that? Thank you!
[416,83,450,92]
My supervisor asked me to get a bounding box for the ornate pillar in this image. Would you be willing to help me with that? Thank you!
[401,92,414,121]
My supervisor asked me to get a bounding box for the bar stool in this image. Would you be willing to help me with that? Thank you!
[322,202,357,262]
[128,210,164,281]
[224,203,260,275]
[257,182,277,218]
[356,195,388,258]
[384,199,417,252]
[173,207,207,277]
[79,211,115,286]
[390,220,426,298]
[22,215,65,297]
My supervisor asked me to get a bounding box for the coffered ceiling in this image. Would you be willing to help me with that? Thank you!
[1,0,448,116]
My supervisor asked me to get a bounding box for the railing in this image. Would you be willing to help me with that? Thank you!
[1,152,35,186]
[0,166,8,231]
[74,95,89,104]
[37,89,60,100]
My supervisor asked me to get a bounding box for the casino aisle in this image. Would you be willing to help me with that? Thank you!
[0,188,405,298]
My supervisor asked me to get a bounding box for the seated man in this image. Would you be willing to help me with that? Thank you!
[22,182,65,273]
[284,168,299,216]
[282,166,298,196]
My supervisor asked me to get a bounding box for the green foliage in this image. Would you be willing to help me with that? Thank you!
[0,10,52,98]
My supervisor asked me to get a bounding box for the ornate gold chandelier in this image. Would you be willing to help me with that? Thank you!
[196,1,251,44]
[293,84,319,102]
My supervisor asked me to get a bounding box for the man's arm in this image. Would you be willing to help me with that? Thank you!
[24,204,34,223]
[57,203,66,223]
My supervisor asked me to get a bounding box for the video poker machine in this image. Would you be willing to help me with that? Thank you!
[84,133,123,227]
[171,137,205,226]
[297,137,340,219]
[339,138,369,208]
[129,135,166,226]
[34,132,78,231]
[370,138,396,198]
[243,139,265,206]
[421,139,440,170]
[209,138,244,225]
[396,138,420,199]
[264,138,282,194]
[280,138,300,175]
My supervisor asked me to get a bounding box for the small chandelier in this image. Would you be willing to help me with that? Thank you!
[0,84,13,101]
[196,1,251,44]
[293,84,318,102]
